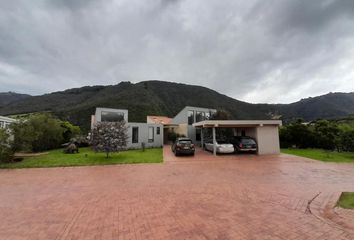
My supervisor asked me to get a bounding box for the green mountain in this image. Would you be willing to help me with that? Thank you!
[0,81,353,131]
[0,92,31,107]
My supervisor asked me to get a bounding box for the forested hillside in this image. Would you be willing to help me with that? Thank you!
[1,81,354,131]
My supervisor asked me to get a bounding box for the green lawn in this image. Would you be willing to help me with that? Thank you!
[337,192,354,210]
[0,147,163,169]
[281,148,354,163]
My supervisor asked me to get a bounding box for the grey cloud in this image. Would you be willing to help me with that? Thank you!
[0,0,354,103]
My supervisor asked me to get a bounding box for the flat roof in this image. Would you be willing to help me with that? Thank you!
[193,120,282,128]
[0,116,15,122]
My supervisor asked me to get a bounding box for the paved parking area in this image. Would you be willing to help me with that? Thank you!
[1,146,354,239]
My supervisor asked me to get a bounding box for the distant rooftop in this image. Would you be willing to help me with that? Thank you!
[147,116,172,125]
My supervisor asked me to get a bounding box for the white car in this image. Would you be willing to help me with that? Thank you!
[204,140,235,154]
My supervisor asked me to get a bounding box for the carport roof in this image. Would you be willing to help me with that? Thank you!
[193,120,282,128]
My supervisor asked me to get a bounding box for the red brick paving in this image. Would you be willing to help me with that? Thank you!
[0,146,354,239]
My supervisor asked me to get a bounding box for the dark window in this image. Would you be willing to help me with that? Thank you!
[188,110,194,125]
[156,127,160,135]
[132,127,139,143]
[101,111,124,122]
[196,129,201,141]
[241,130,246,137]
[196,111,205,122]
[148,127,154,142]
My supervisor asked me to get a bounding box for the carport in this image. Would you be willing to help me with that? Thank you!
[193,120,282,155]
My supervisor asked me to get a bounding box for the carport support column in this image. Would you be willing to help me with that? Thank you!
[200,128,204,148]
[212,127,216,156]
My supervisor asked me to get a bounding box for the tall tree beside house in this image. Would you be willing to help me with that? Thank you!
[314,120,340,150]
[10,113,81,152]
[11,114,65,152]
[0,128,14,163]
[340,130,354,152]
[90,121,129,158]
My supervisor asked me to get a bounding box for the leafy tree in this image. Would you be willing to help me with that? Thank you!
[11,119,38,152]
[340,130,354,152]
[313,120,340,150]
[61,121,81,143]
[90,121,128,158]
[10,114,71,152]
[0,128,14,163]
[279,122,316,148]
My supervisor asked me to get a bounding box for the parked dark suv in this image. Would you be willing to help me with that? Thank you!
[230,136,257,153]
[171,138,195,156]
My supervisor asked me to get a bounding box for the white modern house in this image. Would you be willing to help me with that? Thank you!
[0,116,15,129]
[170,106,217,143]
[91,106,282,155]
[91,108,163,149]
[193,120,282,155]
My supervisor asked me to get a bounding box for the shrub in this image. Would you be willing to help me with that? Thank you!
[341,130,354,152]
[10,113,81,152]
[90,121,129,158]
[314,120,340,150]
[0,128,14,163]
[279,122,316,148]
[64,143,79,154]
[70,135,89,147]
[61,121,81,143]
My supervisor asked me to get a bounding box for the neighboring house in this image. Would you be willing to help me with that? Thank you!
[147,116,172,125]
[0,116,15,129]
[170,106,217,143]
[91,108,163,149]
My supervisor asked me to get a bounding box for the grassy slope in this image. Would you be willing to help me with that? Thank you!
[337,192,354,210]
[0,147,163,169]
[281,148,354,163]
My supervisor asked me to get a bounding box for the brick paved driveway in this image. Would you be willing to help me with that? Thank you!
[1,146,354,240]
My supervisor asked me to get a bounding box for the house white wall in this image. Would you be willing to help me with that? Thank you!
[233,126,280,154]
[255,126,280,155]
[92,108,163,150]
[0,116,15,129]
[127,123,163,149]
[171,106,216,142]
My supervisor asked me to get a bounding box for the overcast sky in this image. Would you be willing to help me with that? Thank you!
[1,0,354,103]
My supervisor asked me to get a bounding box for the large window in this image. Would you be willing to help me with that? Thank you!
[148,127,154,142]
[132,127,139,143]
[101,111,124,122]
[196,111,205,122]
[188,110,194,125]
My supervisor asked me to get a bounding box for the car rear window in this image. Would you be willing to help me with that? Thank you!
[179,140,192,144]
[241,139,256,144]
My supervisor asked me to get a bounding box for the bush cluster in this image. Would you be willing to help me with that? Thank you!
[0,128,14,163]
[280,119,354,152]
[10,113,81,153]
